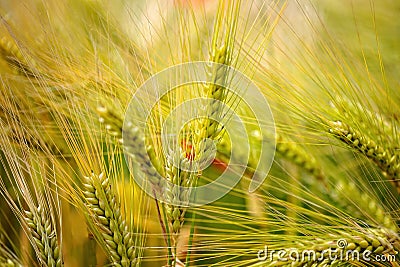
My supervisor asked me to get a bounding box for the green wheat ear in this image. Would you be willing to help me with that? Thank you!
[97,103,166,180]
[83,172,138,267]
[162,0,241,257]
[275,132,325,182]
[332,179,397,232]
[331,97,399,148]
[328,120,400,192]
[274,131,397,231]
[97,105,124,144]
[24,207,62,267]
[0,35,37,78]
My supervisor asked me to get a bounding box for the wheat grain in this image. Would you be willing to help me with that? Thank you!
[83,172,137,267]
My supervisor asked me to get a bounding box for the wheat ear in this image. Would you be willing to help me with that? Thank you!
[194,0,239,152]
[331,97,399,148]
[163,1,240,252]
[97,105,165,182]
[97,105,124,144]
[0,36,37,78]
[83,172,137,267]
[24,206,62,267]
[165,157,196,237]
[98,86,193,251]
[275,132,397,231]
[123,122,166,188]
[275,133,325,182]
[218,128,396,230]
[333,180,397,231]
[329,120,400,192]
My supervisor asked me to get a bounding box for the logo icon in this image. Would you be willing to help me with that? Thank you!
[123,62,275,206]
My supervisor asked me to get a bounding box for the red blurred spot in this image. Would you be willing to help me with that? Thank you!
[181,139,228,172]
[174,0,211,8]
[181,139,195,160]
[211,158,228,172]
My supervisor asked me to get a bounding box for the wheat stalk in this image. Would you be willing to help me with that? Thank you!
[83,172,137,267]
[24,206,62,267]
[329,120,400,192]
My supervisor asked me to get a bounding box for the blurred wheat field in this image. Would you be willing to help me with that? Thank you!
[0,0,399,266]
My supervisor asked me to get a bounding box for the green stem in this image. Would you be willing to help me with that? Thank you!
[185,177,199,267]
[162,203,173,267]
[154,191,168,246]
[185,209,196,267]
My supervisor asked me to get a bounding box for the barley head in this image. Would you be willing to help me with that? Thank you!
[83,172,137,267]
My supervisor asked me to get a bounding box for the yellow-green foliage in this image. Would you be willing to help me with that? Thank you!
[0,0,399,266]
